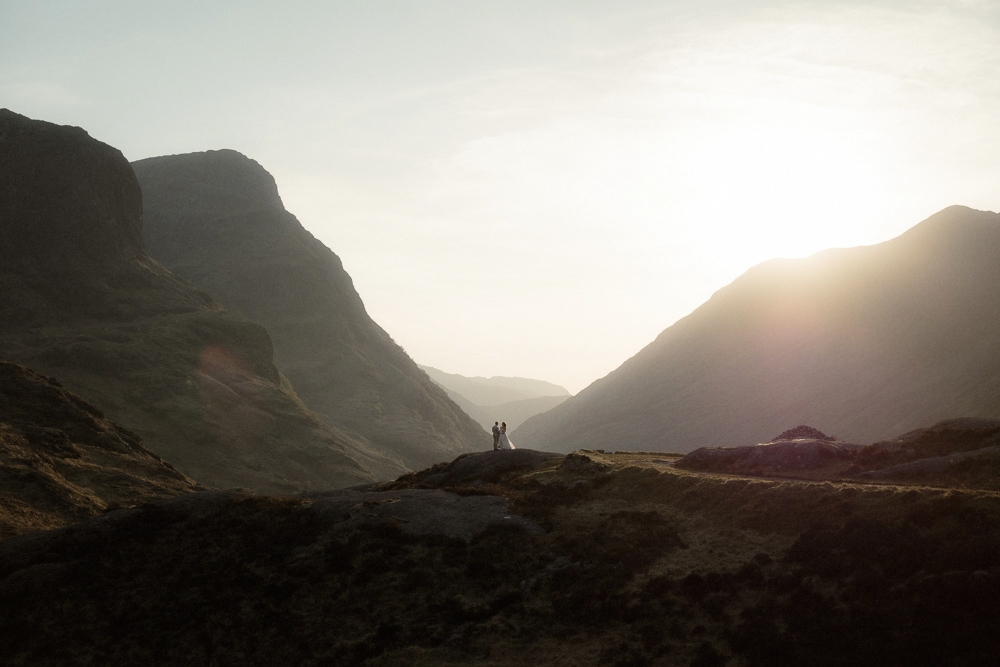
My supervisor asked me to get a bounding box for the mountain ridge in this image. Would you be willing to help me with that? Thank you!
[0,109,402,492]
[132,150,488,471]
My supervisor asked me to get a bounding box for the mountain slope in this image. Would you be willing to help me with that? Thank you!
[131,150,487,470]
[0,361,203,537]
[0,109,403,492]
[515,206,1000,453]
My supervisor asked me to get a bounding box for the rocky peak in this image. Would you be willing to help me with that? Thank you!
[0,109,146,273]
[132,149,284,217]
[0,109,213,324]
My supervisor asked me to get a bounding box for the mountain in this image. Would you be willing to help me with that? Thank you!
[0,360,202,537]
[419,365,570,430]
[436,390,569,433]
[3,446,999,665]
[420,365,570,406]
[131,151,487,470]
[471,395,570,433]
[515,206,1000,453]
[0,109,403,492]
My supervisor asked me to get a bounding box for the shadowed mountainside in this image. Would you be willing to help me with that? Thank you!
[0,361,202,537]
[0,109,404,492]
[515,206,1000,453]
[2,445,999,666]
[132,151,487,471]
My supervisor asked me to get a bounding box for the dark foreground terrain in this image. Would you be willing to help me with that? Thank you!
[2,448,999,666]
[676,419,1000,490]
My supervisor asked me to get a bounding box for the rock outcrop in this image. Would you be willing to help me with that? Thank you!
[0,109,404,492]
[856,417,1000,486]
[132,150,486,470]
[676,437,861,475]
[676,418,1000,490]
[515,206,1000,453]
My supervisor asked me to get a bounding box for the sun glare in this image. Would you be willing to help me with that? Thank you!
[681,108,886,267]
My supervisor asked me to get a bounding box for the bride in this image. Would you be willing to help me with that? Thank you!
[499,422,515,450]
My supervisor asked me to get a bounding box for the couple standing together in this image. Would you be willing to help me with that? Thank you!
[492,421,515,450]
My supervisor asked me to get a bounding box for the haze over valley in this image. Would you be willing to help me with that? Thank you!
[2,2,1000,664]
[420,365,571,432]
[6,1,1000,393]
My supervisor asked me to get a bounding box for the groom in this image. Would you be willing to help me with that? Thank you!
[492,422,501,450]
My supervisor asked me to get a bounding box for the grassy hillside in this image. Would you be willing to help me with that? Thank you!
[0,361,202,538]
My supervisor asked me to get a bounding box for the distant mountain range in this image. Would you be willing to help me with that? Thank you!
[420,365,570,431]
[515,206,1000,453]
[132,150,486,471]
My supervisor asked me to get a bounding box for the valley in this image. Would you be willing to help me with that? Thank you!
[1,106,999,666]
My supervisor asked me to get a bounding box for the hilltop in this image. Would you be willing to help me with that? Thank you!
[676,419,1000,490]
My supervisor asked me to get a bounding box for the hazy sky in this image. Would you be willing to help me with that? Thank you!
[3,1,999,393]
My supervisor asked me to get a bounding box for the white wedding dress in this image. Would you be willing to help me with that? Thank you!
[499,431,515,450]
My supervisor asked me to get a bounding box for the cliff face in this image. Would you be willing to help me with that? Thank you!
[133,150,487,470]
[515,206,1000,453]
[0,109,144,272]
[0,109,405,492]
[0,110,214,325]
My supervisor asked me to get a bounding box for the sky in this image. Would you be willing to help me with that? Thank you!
[3,1,999,393]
